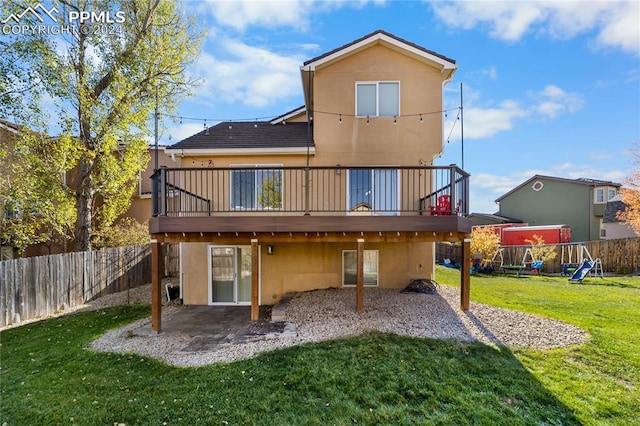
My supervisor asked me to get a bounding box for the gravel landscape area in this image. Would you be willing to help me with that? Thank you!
[90,284,590,367]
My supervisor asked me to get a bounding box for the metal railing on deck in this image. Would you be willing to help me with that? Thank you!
[151,165,469,217]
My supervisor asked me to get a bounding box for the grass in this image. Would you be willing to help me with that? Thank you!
[1,269,638,425]
[437,267,640,425]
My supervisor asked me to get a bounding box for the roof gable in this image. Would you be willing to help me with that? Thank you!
[496,174,623,202]
[302,30,456,74]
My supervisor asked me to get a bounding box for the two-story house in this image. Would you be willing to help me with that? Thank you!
[148,30,472,332]
[494,175,622,242]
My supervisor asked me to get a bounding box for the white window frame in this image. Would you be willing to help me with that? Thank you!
[355,81,400,117]
[594,188,605,204]
[230,164,283,210]
[599,219,606,238]
[342,249,379,287]
[608,188,616,201]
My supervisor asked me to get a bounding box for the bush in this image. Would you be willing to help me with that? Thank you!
[471,227,501,266]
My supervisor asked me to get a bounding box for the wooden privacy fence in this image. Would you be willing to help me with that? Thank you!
[437,238,640,274]
[499,238,640,274]
[0,243,179,328]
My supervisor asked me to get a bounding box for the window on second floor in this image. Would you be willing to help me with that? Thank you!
[356,81,400,117]
[594,187,617,204]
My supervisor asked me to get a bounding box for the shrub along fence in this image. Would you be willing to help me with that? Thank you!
[0,244,178,328]
[437,237,640,275]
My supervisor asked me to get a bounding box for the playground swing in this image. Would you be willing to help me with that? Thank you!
[492,247,525,277]
[491,246,545,277]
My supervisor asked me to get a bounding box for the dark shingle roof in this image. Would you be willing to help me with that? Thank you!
[168,121,312,150]
[603,195,628,223]
[469,213,524,223]
[303,29,456,66]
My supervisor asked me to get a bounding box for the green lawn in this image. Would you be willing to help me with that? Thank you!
[1,268,638,425]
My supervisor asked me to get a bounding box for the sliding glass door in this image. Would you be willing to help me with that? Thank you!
[209,246,252,304]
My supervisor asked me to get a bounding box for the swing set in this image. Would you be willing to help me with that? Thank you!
[491,246,541,277]
[492,242,603,281]
[560,242,603,282]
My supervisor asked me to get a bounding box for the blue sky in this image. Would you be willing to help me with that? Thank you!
[165,0,639,214]
[9,1,634,214]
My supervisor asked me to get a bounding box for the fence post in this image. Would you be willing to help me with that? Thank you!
[151,240,163,332]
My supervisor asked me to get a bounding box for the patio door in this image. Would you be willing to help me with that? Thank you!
[347,169,399,215]
[209,246,252,305]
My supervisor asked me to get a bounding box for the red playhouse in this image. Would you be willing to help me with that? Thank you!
[501,225,571,246]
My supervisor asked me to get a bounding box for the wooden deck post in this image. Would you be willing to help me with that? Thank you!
[461,238,471,310]
[251,239,259,321]
[356,238,364,312]
[151,240,163,332]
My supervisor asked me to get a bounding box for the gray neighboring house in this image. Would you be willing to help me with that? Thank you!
[494,175,622,242]
[603,194,638,240]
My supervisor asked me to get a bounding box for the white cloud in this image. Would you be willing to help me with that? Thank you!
[455,100,527,139]
[430,0,640,55]
[528,85,584,119]
[446,83,584,141]
[201,0,313,31]
[198,0,387,32]
[192,39,304,108]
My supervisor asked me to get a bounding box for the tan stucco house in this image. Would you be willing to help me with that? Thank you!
[148,30,472,331]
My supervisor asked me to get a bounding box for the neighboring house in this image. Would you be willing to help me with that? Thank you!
[602,194,638,240]
[494,175,621,242]
[148,30,472,331]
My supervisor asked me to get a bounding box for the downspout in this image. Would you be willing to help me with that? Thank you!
[304,65,312,215]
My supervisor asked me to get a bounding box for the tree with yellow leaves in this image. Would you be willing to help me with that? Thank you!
[618,144,640,234]
[470,226,501,267]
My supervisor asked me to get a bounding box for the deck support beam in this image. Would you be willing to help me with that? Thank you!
[151,240,163,332]
[356,238,364,312]
[461,238,471,310]
[251,239,259,321]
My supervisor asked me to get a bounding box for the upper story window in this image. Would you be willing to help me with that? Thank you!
[594,186,617,204]
[356,81,399,117]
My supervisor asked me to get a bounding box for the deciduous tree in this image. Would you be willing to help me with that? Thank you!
[618,144,640,233]
[2,0,204,251]
[0,126,78,254]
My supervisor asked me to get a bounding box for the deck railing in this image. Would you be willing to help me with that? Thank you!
[151,165,469,217]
